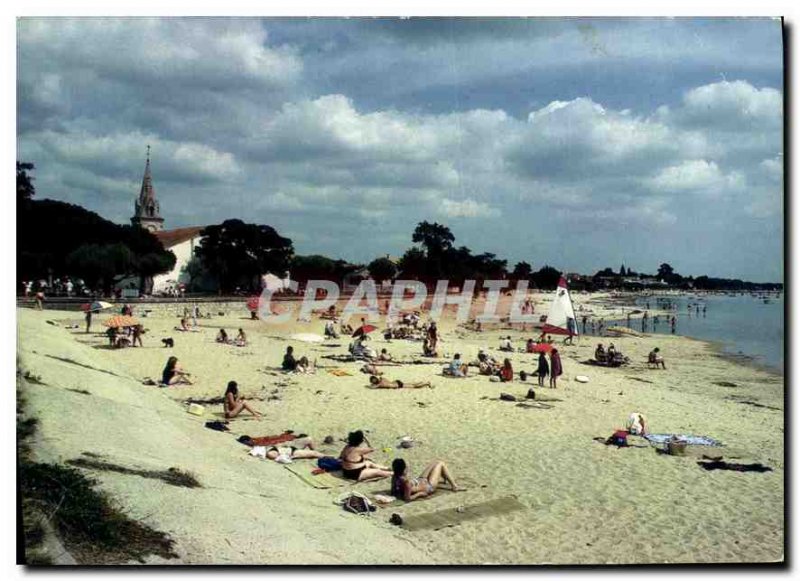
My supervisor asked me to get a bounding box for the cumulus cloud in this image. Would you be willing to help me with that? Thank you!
[15,18,783,280]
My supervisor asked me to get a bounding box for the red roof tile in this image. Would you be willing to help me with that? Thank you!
[154,226,205,248]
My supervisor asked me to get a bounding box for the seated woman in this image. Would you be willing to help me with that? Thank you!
[216,328,230,344]
[626,412,647,436]
[443,353,468,377]
[498,358,514,382]
[369,375,433,389]
[324,320,339,338]
[339,430,393,482]
[499,336,514,352]
[649,348,666,369]
[223,381,262,419]
[115,334,132,348]
[526,338,536,353]
[162,356,193,385]
[264,437,323,462]
[595,343,606,362]
[234,328,247,347]
[282,346,298,371]
[106,326,118,347]
[607,343,617,359]
[422,338,439,358]
[378,348,393,362]
[176,317,190,332]
[390,458,462,501]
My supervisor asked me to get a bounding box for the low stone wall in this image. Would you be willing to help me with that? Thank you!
[16,297,259,317]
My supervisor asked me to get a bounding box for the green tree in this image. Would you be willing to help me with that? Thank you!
[17,161,35,203]
[196,219,293,293]
[367,257,398,282]
[512,261,533,280]
[531,265,561,289]
[397,247,427,278]
[66,243,133,292]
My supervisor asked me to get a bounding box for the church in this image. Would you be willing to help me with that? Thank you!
[126,148,205,295]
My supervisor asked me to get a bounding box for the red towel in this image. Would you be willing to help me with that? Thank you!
[248,432,296,447]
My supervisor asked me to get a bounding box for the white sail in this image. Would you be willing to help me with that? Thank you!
[542,275,578,336]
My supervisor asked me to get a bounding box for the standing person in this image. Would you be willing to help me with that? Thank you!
[85,309,92,333]
[565,317,577,345]
[671,316,677,334]
[132,324,144,347]
[192,305,200,327]
[549,348,563,388]
[536,351,549,387]
[427,322,439,354]
[35,290,44,310]
[65,279,74,297]
[581,315,588,335]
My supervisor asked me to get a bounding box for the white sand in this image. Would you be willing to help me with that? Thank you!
[17,297,784,564]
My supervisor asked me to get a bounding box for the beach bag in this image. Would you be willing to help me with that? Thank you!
[317,456,342,472]
[340,492,376,515]
[608,430,628,447]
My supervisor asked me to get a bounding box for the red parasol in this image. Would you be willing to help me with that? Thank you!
[352,324,377,338]
[246,296,260,311]
[532,343,554,354]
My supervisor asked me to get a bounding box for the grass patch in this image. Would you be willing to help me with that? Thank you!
[67,457,202,489]
[20,461,179,564]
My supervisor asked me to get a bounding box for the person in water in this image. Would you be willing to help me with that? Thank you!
[390,458,462,501]
[338,430,392,482]
[223,381,261,419]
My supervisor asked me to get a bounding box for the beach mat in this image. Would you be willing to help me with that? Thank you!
[284,465,347,489]
[399,496,526,531]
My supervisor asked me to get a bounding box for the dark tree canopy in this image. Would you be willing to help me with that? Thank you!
[290,254,358,283]
[17,198,175,291]
[367,257,398,282]
[531,265,562,290]
[412,222,455,257]
[17,162,35,203]
[195,219,293,293]
[397,247,427,278]
[512,261,533,280]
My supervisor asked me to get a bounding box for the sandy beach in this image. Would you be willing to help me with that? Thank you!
[16,293,784,565]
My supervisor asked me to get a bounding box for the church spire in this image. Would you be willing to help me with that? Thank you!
[131,145,164,232]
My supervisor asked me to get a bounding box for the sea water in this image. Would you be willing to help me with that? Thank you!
[628,294,785,374]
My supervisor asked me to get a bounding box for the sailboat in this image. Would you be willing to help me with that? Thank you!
[541,275,578,337]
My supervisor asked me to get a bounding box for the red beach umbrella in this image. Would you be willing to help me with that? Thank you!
[352,324,377,338]
[246,296,260,311]
[532,343,553,354]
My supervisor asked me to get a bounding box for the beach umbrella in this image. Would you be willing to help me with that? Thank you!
[352,324,377,338]
[532,343,554,354]
[103,315,140,328]
[246,296,260,311]
[83,300,113,312]
[290,333,325,343]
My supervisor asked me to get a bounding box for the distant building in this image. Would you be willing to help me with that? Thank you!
[151,226,206,294]
[130,146,164,232]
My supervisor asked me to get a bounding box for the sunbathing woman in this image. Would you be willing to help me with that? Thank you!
[162,356,193,385]
[369,375,433,389]
[216,328,229,343]
[499,358,514,382]
[339,430,392,482]
[390,458,462,501]
[264,437,322,461]
[223,380,261,419]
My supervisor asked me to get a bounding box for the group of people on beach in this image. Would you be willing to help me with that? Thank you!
[216,328,247,347]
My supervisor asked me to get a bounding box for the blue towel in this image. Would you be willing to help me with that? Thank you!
[645,433,722,447]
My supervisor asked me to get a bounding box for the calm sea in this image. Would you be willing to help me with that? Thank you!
[625,294,785,375]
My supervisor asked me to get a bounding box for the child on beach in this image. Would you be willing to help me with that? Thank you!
[537,351,549,387]
[549,349,563,388]
[390,458,462,502]
[648,348,666,369]
[339,430,392,482]
[223,381,262,419]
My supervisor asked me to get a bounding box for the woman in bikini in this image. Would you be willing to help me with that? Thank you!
[264,437,322,462]
[223,381,261,419]
[338,430,392,482]
[368,375,433,389]
[162,356,193,385]
[390,458,462,501]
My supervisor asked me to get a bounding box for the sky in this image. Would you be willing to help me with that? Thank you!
[16,17,784,282]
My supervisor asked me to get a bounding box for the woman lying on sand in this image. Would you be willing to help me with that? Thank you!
[339,430,393,481]
[162,356,193,385]
[390,458,462,501]
[369,375,433,389]
[265,437,322,462]
[223,381,261,419]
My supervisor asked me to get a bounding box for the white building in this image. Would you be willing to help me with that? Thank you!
[151,226,205,294]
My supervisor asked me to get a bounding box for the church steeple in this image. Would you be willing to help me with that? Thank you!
[131,145,164,232]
